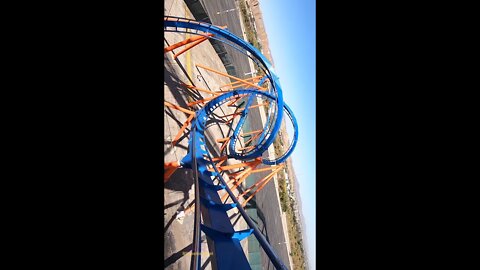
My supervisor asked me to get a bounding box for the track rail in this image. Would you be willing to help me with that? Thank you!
[164,16,287,162]
[180,90,289,270]
[164,17,299,270]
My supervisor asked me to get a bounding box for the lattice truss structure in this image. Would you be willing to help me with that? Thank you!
[164,16,298,270]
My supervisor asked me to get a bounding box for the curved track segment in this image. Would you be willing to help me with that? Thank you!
[164,16,286,160]
[164,17,299,270]
[180,90,289,270]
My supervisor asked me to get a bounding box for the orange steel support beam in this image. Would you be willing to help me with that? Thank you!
[164,25,226,56]
[172,114,194,145]
[219,111,242,118]
[221,167,255,202]
[239,165,285,207]
[220,75,262,89]
[219,103,268,118]
[225,94,266,107]
[216,158,227,167]
[216,130,263,153]
[249,166,284,174]
[227,160,265,183]
[229,169,271,192]
[209,155,229,162]
[238,146,254,151]
[240,130,263,136]
[182,84,218,96]
[227,96,242,107]
[225,167,252,187]
[172,34,213,59]
[187,95,217,107]
[203,155,231,169]
[183,160,282,216]
[231,167,254,182]
[221,163,284,205]
[209,155,229,167]
[244,131,262,146]
[164,101,195,146]
[224,79,263,91]
[195,64,267,90]
[219,137,230,152]
[164,34,211,53]
[164,101,195,115]
[223,180,246,202]
[187,93,250,108]
[224,115,238,125]
[211,157,262,171]
[241,176,273,207]
[226,83,255,90]
[225,94,251,107]
[215,137,230,151]
[164,161,181,182]
[246,102,268,109]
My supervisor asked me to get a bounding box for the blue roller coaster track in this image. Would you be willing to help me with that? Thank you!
[164,16,299,270]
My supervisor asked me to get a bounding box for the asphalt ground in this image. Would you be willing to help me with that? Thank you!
[199,0,252,80]
[244,102,292,270]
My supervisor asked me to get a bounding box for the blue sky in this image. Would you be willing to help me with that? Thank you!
[260,0,316,268]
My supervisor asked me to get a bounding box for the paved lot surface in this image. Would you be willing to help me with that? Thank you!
[199,0,252,80]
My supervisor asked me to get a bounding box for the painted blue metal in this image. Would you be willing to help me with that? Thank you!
[228,93,256,159]
[195,146,251,269]
[164,17,299,270]
[164,17,285,162]
[203,150,289,270]
[231,228,255,241]
[198,179,226,191]
[200,197,237,211]
[180,90,292,270]
[261,103,299,165]
[201,224,254,242]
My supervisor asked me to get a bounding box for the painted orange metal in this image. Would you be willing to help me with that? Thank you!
[219,138,231,152]
[172,114,194,146]
[227,96,243,106]
[164,24,225,57]
[212,157,262,171]
[195,64,267,90]
[240,130,263,136]
[182,84,218,95]
[164,101,196,146]
[172,34,214,59]
[219,75,262,89]
[241,129,263,147]
[164,34,211,53]
[218,111,242,118]
[164,160,181,182]
[164,101,195,115]
[186,95,216,107]
[240,165,285,207]
[216,137,230,143]
[219,102,267,119]
[221,167,254,202]
[210,155,229,162]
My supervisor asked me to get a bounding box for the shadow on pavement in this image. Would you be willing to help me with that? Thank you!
[164,235,207,269]
[164,168,194,233]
